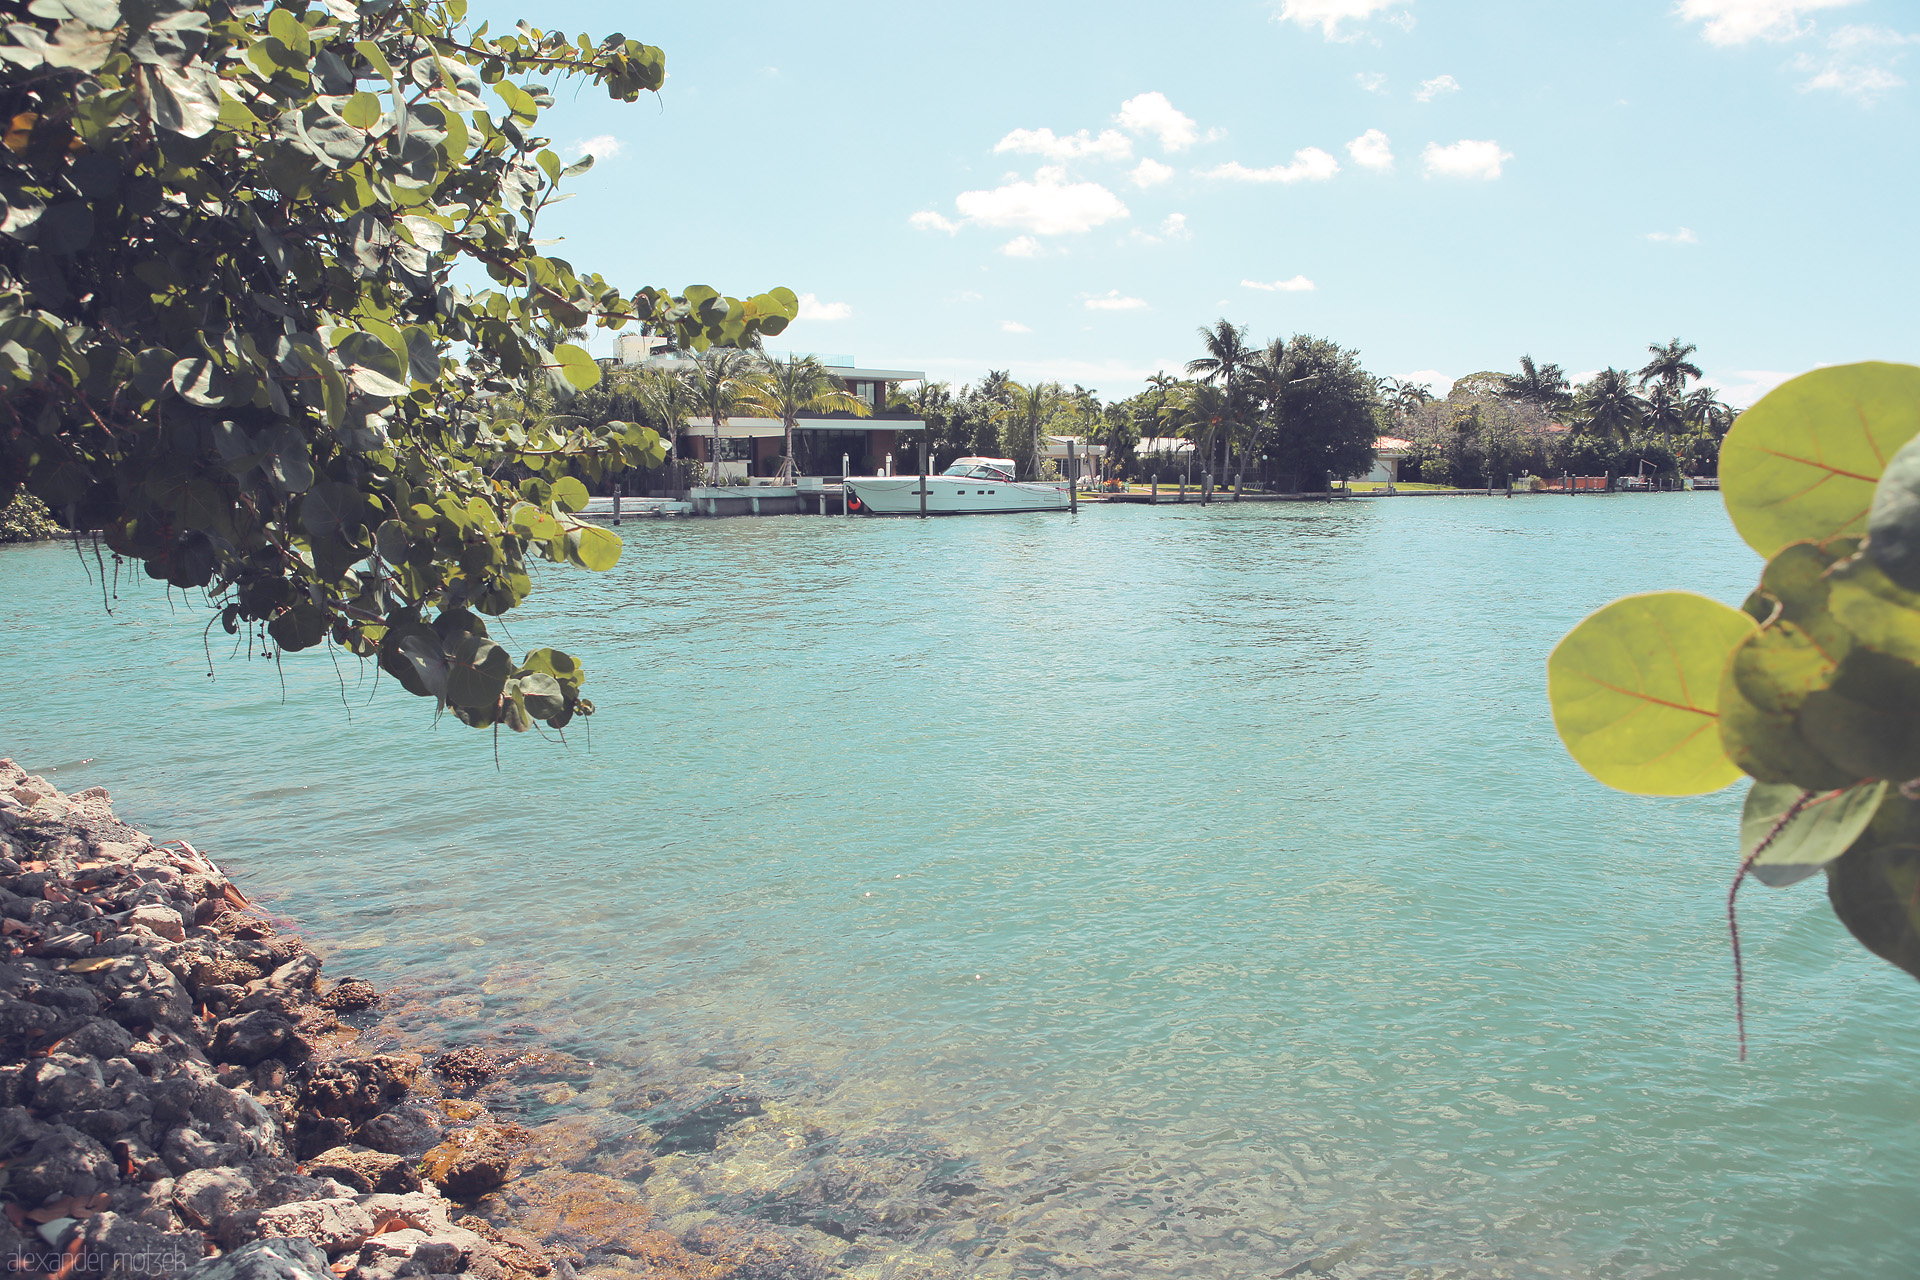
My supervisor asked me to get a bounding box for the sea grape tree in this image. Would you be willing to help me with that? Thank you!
[1547,362,1920,1015]
[0,0,797,731]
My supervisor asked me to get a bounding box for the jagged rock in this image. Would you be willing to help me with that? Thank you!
[319,980,378,1012]
[355,1105,446,1157]
[130,905,187,943]
[174,1166,258,1230]
[430,1047,506,1091]
[419,1126,513,1200]
[301,1058,416,1124]
[55,1016,137,1060]
[306,1146,422,1195]
[7,1123,119,1201]
[79,1211,206,1279]
[28,1053,108,1112]
[180,1237,332,1280]
[209,1011,307,1066]
[254,1197,376,1253]
[162,1125,238,1174]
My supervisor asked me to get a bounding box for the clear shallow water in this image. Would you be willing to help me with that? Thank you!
[4,495,1916,1278]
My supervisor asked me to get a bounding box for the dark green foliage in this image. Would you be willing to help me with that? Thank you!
[0,0,797,732]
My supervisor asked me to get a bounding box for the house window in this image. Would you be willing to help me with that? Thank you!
[853,381,875,406]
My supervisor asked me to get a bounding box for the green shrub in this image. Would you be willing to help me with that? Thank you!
[0,492,59,543]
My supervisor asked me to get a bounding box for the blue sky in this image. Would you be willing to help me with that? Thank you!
[500,0,1918,405]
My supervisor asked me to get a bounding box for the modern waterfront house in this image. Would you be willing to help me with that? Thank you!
[612,336,927,484]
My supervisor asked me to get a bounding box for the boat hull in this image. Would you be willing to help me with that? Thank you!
[844,475,1070,515]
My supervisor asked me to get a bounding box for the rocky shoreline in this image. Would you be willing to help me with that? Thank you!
[0,758,564,1280]
[0,762,997,1280]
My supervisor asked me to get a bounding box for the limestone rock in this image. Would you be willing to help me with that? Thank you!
[130,904,187,943]
[180,1237,332,1280]
[305,1145,422,1195]
[174,1166,258,1230]
[209,1011,307,1066]
[419,1126,513,1200]
[355,1104,446,1157]
[254,1197,376,1254]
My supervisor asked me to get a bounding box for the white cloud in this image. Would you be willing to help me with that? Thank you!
[571,135,622,160]
[1243,276,1316,292]
[1085,291,1150,312]
[1346,128,1393,171]
[956,167,1130,235]
[1797,25,1914,100]
[1130,158,1175,187]
[1677,0,1861,46]
[1422,139,1511,179]
[1646,227,1700,243]
[1415,74,1460,102]
[1001,320,1032,333]
[1201,148,1340,183]
[994,126,1134,163]
[1356,72,1387,92]
[1001,235,1042,258]
[1114,92,1217,152]
[911,210,961,234]
[1718,370,1797,408]
[1397,370,1449,394]
[1160,213,1191,240]
[1274,0,1408,40]
[796,293,851,321]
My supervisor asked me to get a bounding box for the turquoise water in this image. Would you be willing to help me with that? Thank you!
[4,495,1916,1277]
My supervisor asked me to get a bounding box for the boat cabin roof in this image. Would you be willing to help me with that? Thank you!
[952,457,1016,471]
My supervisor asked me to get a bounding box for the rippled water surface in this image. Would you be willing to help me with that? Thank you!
[5,495,1916,1278]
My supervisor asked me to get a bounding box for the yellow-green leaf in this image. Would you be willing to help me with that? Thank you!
[1720,362,1920,559]
[1548,591,1754,795]
[341,91,382,129]
[565,524,621,572]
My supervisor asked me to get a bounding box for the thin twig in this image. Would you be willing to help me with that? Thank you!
[1729,789,1820,1061]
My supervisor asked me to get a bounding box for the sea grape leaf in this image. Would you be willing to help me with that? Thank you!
[1867,432,1920,591]
[1548,591,1752,795]
[1828,550,1920,668]
[1825,795,1920,982]
[553,342,600,390]
[564,524,621,572]
[267,601,325,652]
[1720,362,1920,559]
[1731,542,1854,715]
[1741,780,1888,888]
[550,476,588,512]
[515,671,565,719]
[443,633,510,710]
[1796,648,1920,783]
[1718,659,1859,790]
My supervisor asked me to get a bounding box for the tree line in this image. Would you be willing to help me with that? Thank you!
[1390,339,1739,487]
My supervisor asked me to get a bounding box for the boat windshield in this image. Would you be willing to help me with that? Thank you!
[942,462,1015,482]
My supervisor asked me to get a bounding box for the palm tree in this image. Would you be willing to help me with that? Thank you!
[1502,355,1572,415]
[1186,318,1255,481]
[1577,368,1648,444]
[996,381,1061,479]
[684,348,762,485]
[618,366,701,482]
[1682,385,1734,438]
[1160,382,1232,483]
[1644,383,1688,449]
[1636,338,1702,394]
[737,354,871,483]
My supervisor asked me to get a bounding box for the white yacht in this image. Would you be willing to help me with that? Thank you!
[844,458,1071,516]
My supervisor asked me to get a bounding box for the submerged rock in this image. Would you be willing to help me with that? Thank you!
[420,1125,517,1199]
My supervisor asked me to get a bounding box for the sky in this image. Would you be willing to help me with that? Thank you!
[489,0,1919,405]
